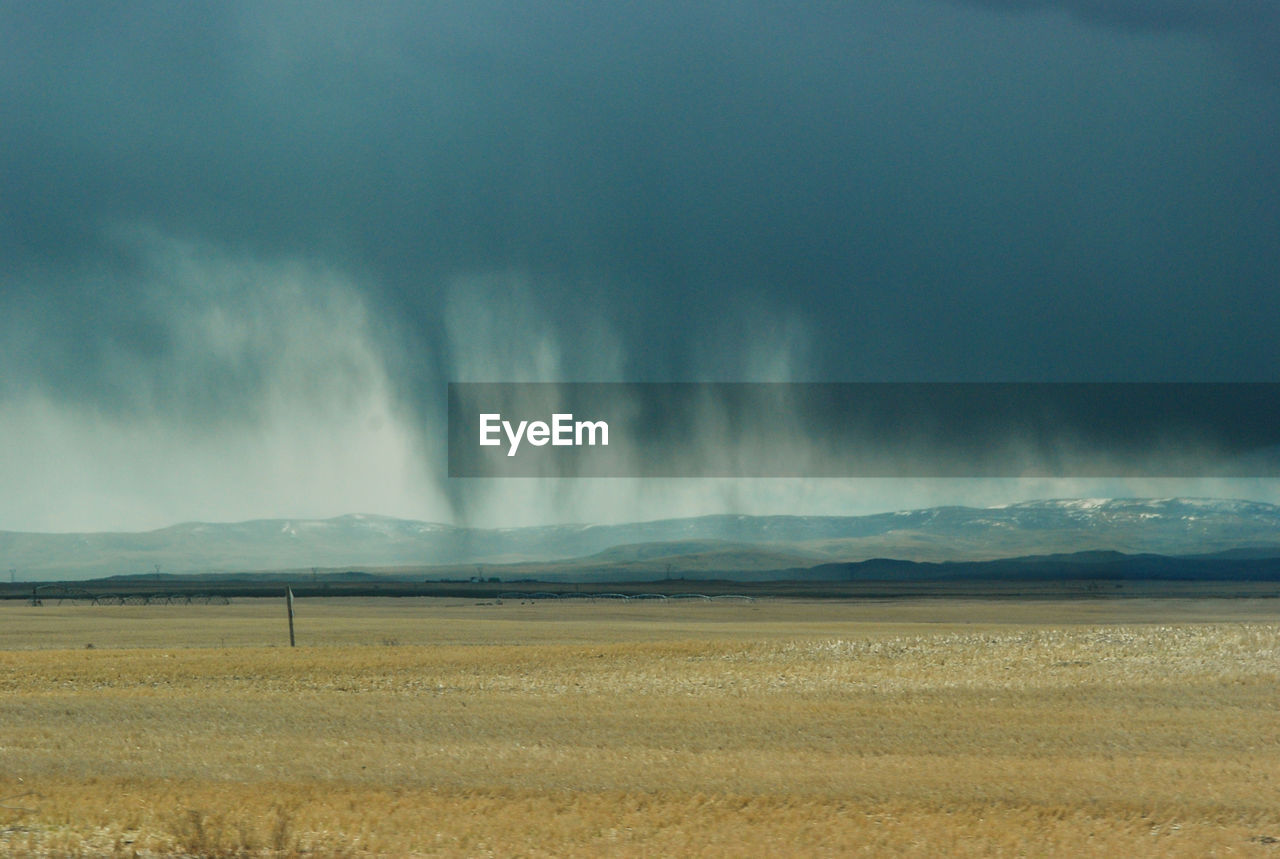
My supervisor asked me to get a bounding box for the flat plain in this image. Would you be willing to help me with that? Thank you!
[1,597,1278,856]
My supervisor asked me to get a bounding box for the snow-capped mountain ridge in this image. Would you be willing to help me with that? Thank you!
[2,498,1277,580]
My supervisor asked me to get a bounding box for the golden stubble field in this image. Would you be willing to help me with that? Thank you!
[1,597,1278,857]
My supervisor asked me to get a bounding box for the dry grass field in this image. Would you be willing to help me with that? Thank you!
[1,597,1278,856]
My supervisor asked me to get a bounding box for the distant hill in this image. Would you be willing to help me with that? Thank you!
[798,550,1280,584]
[3,498,1279,581]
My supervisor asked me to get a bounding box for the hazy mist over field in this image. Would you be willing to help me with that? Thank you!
[3,1,1278,532]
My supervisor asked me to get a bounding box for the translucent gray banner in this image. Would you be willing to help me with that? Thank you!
[448,383,1280,477]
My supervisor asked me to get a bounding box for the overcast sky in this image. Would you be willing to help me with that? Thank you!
[2,0,1278,532]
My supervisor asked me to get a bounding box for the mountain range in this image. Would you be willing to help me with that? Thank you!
[3,498,1279,581]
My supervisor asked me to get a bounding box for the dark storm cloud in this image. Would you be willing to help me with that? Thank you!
[4,1,849,387]
[2,1,1279,527]
[5,1,1280,383]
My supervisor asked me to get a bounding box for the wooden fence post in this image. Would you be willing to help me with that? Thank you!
[286,587,296,647]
